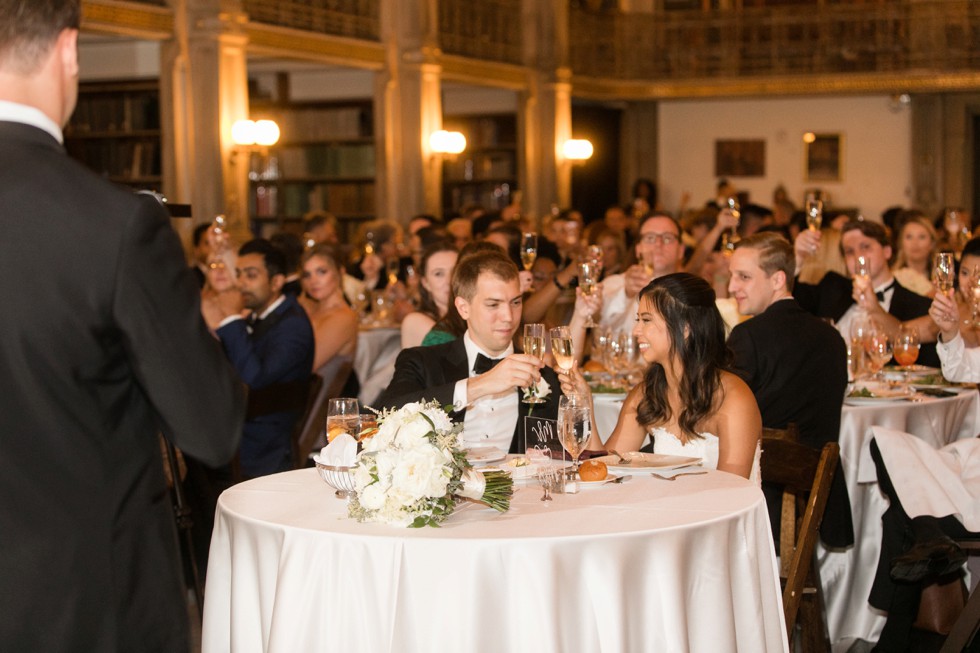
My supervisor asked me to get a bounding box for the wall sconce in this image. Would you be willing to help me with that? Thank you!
[232,119,281,147]
[429,130,466,155]
[563,139,594,162]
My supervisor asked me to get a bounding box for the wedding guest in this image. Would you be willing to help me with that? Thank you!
[303,210,339,246]
[190,222,211,288]
[270,231,304,297]
[0,1,246,648]
[401,241,459,349]
[377,250,563,453]
[952,236,980,347]
[299,244,358,388]
[446,217,473,250]
[891,213,938,297]
[561,273,761,481]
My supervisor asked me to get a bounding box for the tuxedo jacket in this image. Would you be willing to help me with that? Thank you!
[729,298,854,547]
[793,271,939,367]
[0,121,246,651]
[375,338,563,453]
[217,294,314,476]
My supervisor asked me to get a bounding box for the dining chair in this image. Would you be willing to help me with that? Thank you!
[939,539,980,652]
[292,355,353,468]
[762,436,839,653]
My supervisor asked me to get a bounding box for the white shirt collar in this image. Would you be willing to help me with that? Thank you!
[257,294,286,321]
[462,330,513,375]
[0,100,63,143]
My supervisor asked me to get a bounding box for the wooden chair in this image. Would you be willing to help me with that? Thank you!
[291,355,353,468]
[762,437,839,652]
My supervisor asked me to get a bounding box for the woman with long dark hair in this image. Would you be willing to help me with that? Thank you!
[400,240,458,349]
[561,272,761,480]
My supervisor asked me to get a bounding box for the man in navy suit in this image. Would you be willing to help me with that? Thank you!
[202,238,314,476]
[376,250,562,453]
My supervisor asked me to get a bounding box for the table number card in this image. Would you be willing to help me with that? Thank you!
[523,416,566,462]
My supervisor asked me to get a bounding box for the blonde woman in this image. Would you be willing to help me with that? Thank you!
[892,214,938,297]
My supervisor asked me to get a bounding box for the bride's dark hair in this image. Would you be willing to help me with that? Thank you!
[635,273,733,440]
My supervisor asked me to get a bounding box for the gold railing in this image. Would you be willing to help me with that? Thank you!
[438,0,523,66]
[569,1,980,80]
[242,0,380,41]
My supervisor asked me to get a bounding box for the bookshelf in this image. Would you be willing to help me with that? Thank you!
[64,80,162,190]
[441,114,518,216]
[248,100,375,239]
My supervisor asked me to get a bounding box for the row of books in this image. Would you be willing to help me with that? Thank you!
[64,138,161,179]
[69,94,160,133]
[251,181,375,217]
[258,107,369,141]
[443,151,515,181]
[276,144,375,179]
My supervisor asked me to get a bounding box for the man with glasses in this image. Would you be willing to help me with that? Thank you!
[599,213,686,331]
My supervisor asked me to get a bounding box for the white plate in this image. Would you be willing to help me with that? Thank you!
[844,396,909,405]
[590,452,702,473]
[465,446,507,465]
[577,473,621,488]
[593,393,627,403]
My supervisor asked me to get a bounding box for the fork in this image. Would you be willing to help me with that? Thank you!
[651,471,708,481]
[609,450,631,464]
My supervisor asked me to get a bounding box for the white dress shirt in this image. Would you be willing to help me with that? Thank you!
[834,277,896,342]
[453,331,518,451]
[0,100,63,143]
[936,332,980,383]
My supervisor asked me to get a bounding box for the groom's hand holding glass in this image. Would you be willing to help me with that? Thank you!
[466,353,544,403]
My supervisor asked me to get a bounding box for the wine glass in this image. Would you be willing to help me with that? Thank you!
[520,232,538,271]
[722,196,741,256]
[855,255,870,281]
[967,265,980,327]
[805,194,823,232]
[848,313,874,380]
[579,261,600,327]
[586,244,604,278]
[327,398,361,441]
[558,394,591,475]
[523,323,547,404]
[863,327,891,382]
[550,326,574,374]
[934,252,955,294]
[893,323,921,393]
[385,257,400,286]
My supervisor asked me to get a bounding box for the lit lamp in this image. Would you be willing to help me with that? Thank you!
[429,130,466,156]
[232,119,281,147]
[563,139,594,162]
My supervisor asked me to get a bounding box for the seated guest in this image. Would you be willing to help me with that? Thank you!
[727,233,853,546]
[304,210,339,247]
[299,244,359,396]
[201,245,239,301]
[561,273,762,481]
[376,250,562,453]
[190,222,211,288]
[201,238,315,477]
[401,241,458,349]
[951,236,980,347]
[891,212,938,298]
[793,219,940,367]
[270,231,304,297]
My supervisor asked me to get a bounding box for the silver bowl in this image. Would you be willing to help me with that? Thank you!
[315,461,357,499]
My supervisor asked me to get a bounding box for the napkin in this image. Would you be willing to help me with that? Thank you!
[318,433,358,467]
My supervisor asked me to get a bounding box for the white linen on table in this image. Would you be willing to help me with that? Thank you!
[203,469,788,653]
[354,327,400,407]
[817,389,980,651]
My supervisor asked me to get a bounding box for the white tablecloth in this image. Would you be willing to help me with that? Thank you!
[354,327,400,407]
[202,469,788,653]
[818,388,980,650]
[593,393,626,443]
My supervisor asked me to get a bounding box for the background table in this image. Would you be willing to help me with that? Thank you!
[819,388,980,650]
[353,326,400,407]
[203,468,788,653]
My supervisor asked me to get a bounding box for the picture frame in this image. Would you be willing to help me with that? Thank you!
[804,133,843,182]
[714,139,766,178]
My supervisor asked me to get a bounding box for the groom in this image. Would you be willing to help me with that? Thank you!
[376,249,562,452]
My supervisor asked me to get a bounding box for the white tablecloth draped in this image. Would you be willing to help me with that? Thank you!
[202,469,788,653]
[818,388,980,650]
[354,327,400,407]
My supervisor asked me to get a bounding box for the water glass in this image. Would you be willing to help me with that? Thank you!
[558,394,591,473]
[327,397,361,441]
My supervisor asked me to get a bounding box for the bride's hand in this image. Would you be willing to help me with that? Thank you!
[557,361,591,399]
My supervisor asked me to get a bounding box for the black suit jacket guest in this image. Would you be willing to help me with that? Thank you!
[793,271,939,367]
[217,294,314,476]
[728,297,854,547]
[375,338,563,453]
[0,120,246,650]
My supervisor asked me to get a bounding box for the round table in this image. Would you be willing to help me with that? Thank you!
[202,468,788,653]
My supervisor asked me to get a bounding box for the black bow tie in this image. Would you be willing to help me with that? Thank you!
[875,281,896,303]
[474,353,502,375]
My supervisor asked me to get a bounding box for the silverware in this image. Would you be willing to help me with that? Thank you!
[609,450,631,464]
[651,471,708,481]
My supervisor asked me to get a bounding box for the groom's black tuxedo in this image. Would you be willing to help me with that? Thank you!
[375,338,563,452]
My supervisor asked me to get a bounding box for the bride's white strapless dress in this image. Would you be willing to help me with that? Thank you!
[650,427,761,484]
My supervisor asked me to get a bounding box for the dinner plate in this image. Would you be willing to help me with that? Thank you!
[465,446,507,465]
[880,365,941,382]
[590,452,702,472]
[843,396,910,406]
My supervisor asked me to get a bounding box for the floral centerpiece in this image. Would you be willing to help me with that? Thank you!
[348,400,514,528]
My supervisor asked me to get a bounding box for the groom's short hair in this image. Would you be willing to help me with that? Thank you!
[452,250,519,302]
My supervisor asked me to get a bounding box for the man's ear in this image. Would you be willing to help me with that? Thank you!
[455,295,470,321]
[59,29,79,78]
[771,269,787,292]
[270,273,285,295]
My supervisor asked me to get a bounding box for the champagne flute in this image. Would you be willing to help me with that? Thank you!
[934,252,955,294]
[386,257,400,286]
[523,323,547,404]
[968,265,980,327]
[855,255,870,281]
[558,393,592,474]
[722,196,741,256]
[327,397,361,441]
[848,313,874,380]
[805,195,823,232]
[579,261,600,327]
[550,326,574,373]
[520,232,538,271]
[586,244,604,278]
[893,323,920,392]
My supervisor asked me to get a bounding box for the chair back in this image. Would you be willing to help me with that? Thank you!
[761,437,839,649]
[292,355,353,467]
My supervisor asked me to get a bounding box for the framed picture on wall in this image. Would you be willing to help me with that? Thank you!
[714,139,766,177]
[804,133,843,182]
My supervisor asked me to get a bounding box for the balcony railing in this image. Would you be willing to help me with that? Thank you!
[242,0,380,41]
[569,1,980,81]
[438,0,523,66]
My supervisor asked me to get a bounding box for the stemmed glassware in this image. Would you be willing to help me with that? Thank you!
[523,323,547,404]
[550,326,574,374]
[967,265,980,327]
[721,196,741,256]
[579,261,600,327]
[586,244,604,278]
[855,255,870,282]
[520,232,538,271]
[863,327,892,382]
[848,313,874,380]
[327,398,361,440]
[934,252,955,294]
[805,194,823,232]
[893,324,921,393]
[385,257,400,286]
[558,394,591,475]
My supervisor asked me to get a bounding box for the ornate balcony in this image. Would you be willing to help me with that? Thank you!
[437,0,523,66]
[241,0,380,42]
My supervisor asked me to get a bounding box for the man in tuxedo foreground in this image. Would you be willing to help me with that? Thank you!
[0,1,247,649]
[728,232,854,547]
[377,250,562,452]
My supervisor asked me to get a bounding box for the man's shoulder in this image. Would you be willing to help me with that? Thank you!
[397,338,461,363]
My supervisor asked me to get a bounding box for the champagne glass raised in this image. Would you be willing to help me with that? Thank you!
[579,261,600,327]
[523,323,547,404]
[549,326,574,374]
[520,232,538,271]
[722,196,741,256]
[934,252,955,294]
[805,194,823,232]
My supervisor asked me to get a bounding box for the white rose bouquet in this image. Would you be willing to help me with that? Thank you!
[348,400,514,528]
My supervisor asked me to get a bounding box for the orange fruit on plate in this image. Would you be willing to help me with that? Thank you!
[578,459,608,482]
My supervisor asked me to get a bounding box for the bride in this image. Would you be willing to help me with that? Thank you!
[560,272,761,481]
